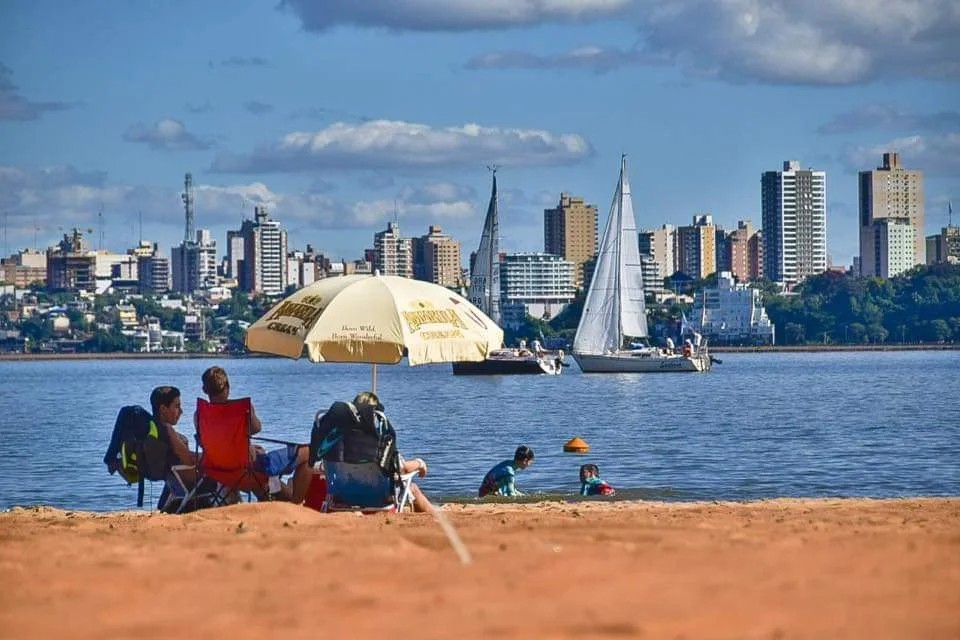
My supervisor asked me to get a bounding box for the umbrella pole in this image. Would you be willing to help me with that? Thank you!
[371,363,377,394]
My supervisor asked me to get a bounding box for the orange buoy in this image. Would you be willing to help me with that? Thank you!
[563,436,590,454]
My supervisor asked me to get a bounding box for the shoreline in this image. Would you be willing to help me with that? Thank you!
[0,343,956,361]
[1,497,957,639]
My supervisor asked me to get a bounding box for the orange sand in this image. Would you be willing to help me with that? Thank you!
[1,498,957,639]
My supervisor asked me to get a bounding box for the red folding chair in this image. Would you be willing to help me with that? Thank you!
[194,397,269,505]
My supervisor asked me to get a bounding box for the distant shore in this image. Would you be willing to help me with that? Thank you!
[0,343,956,361]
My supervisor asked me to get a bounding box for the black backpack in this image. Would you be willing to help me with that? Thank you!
[310,401,399,476]
[103,405,174,506]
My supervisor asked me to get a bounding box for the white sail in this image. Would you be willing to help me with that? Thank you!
[574,156,647,355]
[467,170,501,324]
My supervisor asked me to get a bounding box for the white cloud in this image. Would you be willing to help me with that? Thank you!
[297,1,960,84]
[211,119,592,174]
[843,133,960,176]
[628,0,960,84]
[122,118,216,151]
[280,0,629,32]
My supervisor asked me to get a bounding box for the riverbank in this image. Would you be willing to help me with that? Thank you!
[1,498,957,639]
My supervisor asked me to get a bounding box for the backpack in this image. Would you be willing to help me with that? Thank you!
[310,401,399,476]
[103,405,174,506]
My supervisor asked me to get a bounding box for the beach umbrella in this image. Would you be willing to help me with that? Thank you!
[245,273,503,392]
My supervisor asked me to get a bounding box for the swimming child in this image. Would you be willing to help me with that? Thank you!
[478,445,535,498]
[579,463,615,496]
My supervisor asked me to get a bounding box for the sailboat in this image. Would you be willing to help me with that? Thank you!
[572,156,711,373]
[453,169,562,375]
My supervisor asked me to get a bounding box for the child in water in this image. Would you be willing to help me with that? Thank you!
[579,463,615,496]
[478,445,535,497]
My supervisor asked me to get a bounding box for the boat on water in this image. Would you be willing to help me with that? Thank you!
[452,168,562,376]
[452,348,563,375]
[572,156,712,373]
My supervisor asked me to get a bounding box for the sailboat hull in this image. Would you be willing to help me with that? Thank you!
[574,351,711,373]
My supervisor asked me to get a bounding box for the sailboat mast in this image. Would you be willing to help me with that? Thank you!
[488,167,497,320]
[615,155,626,349]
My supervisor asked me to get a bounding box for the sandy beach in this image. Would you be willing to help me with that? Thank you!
[1,498,957,639]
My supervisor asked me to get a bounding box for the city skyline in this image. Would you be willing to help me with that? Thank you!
[1,1,957,268]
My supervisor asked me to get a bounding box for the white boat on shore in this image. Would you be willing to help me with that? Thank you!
[573,156,711,374]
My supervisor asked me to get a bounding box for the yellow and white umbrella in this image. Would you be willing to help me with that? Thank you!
[245,274,503,390]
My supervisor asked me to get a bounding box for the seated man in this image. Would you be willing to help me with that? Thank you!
[197,366,312,503]
[150,385,209,512]
[311,391,432,513]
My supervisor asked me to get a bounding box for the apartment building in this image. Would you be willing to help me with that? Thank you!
[859,152,925,277]
[761,160,827,287]
[544,193,598,289]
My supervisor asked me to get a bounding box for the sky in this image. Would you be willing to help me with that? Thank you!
[1,0,958,269]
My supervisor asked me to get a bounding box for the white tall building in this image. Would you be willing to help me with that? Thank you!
[873,218,916,278]
[374,222,413,278]
[498,252,575,327]
[171,229,218,294]
[240,207,287,295]
[761,160,827,288]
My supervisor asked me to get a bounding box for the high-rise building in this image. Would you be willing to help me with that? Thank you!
[676,214,716,280]
[639,224,677,279]
[171,173,218,294]
[46,229,96,292]
[172,229,218,294]
[373,221,413,278]
[761,160,827,287]
[728,220,762,282]
[714,225,730,274]
[413,225,461,287]
[498,252,575,328]
[544,193,598,289]
[239,206,288,295]
[137,251,169,294]
[226,229,244,280]
[872,218,916,278]
[859,152,925,277]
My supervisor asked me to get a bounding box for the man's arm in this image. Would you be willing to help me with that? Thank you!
[166,425,197,465]
[249,402,262,435]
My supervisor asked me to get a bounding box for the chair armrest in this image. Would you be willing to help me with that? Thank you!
[251,436,302,446]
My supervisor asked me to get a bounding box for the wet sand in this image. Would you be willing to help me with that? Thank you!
[0,498,957,639]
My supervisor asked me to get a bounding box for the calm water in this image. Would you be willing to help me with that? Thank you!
[0,351,957,511]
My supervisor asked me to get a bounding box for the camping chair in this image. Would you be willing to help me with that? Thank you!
[322,458,418,514]
[189,397,270,507]
[311,407,418,514]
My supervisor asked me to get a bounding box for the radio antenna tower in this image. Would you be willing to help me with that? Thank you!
[181,172,195,243]
[97,207,104,250]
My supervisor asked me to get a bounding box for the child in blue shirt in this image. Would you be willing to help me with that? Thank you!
[478,445,535,497]
[580,463,615,496]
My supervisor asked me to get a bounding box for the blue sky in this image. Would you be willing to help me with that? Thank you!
[1,0,958,268]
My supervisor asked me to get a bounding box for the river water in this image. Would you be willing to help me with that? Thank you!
[0,350,957,511]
